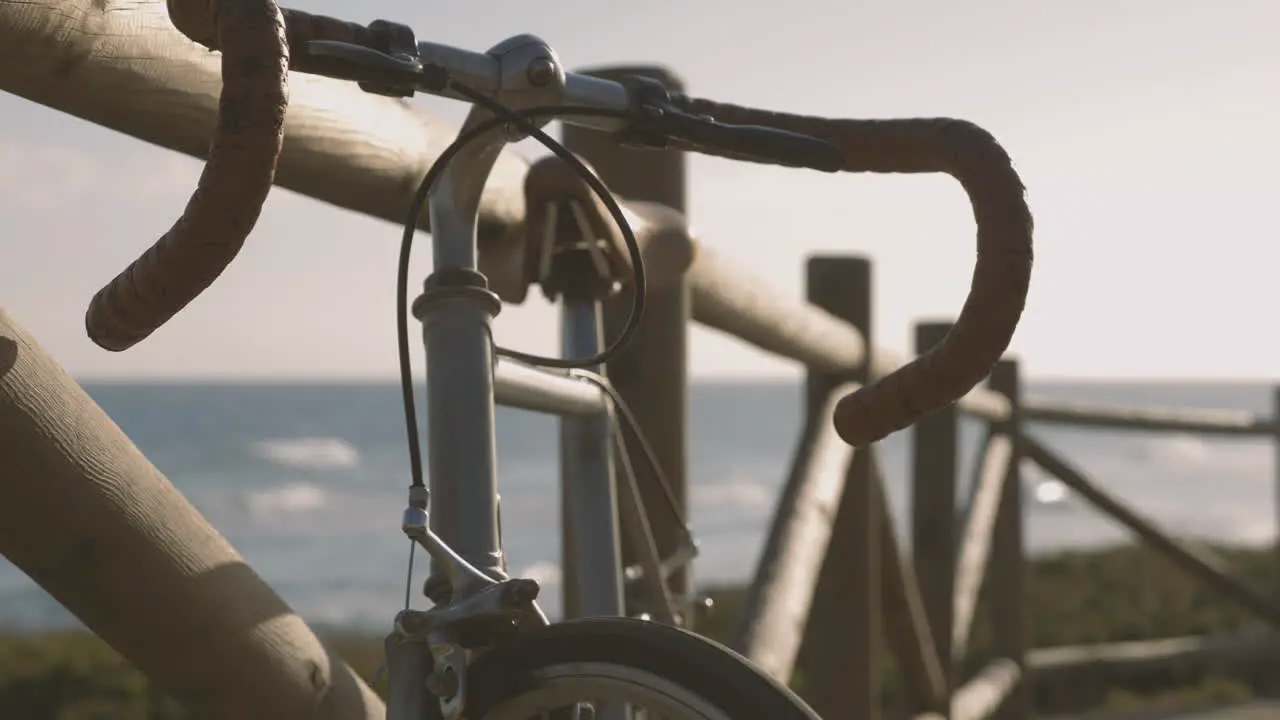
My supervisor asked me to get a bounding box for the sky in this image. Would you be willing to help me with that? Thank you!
[2,0,1278,381]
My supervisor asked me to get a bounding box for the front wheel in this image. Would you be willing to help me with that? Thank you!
[463,617,821,719]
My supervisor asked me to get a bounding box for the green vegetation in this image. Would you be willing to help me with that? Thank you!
[2,543,1278,718]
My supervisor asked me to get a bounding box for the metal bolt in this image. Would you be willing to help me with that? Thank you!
[527,57,556,86]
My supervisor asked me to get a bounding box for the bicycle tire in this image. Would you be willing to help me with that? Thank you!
[461,617,821,719]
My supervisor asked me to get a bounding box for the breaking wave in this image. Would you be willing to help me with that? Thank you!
[246,482,329,518]
[252,437,360,470]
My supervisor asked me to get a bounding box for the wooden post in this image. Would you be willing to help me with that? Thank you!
[800,256,880,719]
[912,320,959,707]
[731,384,855,680]
[872,448,949,712]
[561,67,693,619]
[953,432,1014,663]
[1274,386,1280,601]
[988,358,1030,720]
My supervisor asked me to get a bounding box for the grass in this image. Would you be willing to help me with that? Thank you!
[1,543,1278,718]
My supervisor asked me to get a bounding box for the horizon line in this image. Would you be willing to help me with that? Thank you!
[72,374,1280,386]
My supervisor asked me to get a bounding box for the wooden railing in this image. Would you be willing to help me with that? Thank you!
[709,298,1280,720]
[692,276,1280,720]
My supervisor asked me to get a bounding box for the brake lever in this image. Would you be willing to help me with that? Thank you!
[618,76,845,173]
[658,112,845,173]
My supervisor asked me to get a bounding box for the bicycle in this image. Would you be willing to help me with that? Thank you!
[81,2,1034,718]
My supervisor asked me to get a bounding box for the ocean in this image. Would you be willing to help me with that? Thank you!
[1,379,1274,633]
